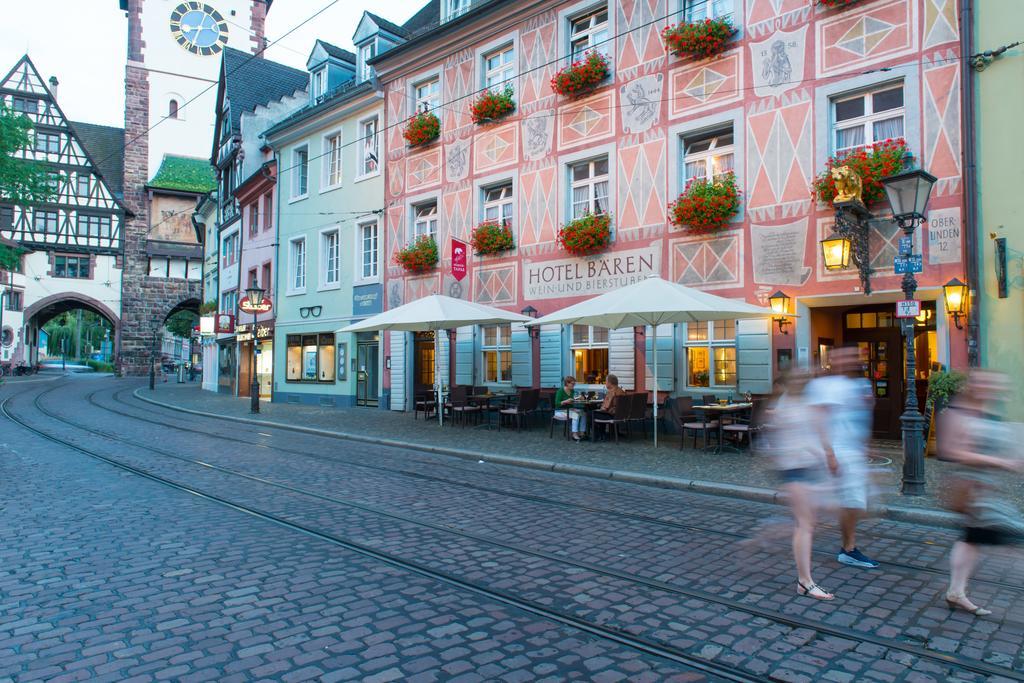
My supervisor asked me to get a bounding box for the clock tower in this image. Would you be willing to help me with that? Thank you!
[118,0,271,374]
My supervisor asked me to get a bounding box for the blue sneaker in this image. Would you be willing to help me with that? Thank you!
[837,547,879,568]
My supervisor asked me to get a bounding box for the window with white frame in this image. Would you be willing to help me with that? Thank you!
[76,214,111,238]
[323,132,342,188]
[360,117,379,176]
[221,289,237,316]
[571,325,609,384]
[570,157,609,218]
[444,0,471,21]
[483,45,515,89]
[413,201,438,239]
[481,324,512,383]
[76,173,90,197]
[312,69,327,101]
[322,229,339,286]
[682,127,735,185]
[221,231,239,267]
[832,83,904,154]
[684,319,736,387]
[290,237,306,291]
[483,183,513,226]
[414,77,440,114]
[570,7,609,59]
[358,42,376,82]
[292,146,309,198]
[683,0,733,22]
[360,221,379,280]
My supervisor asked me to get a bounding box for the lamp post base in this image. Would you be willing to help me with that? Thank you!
[250,380,260,414]
[900,408,926,495]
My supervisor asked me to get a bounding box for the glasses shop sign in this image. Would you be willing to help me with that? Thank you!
[523,245,661,301]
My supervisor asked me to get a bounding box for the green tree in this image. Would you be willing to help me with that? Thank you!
[1,102,58,266]
[42,311,112,359]
[165,310,198,339]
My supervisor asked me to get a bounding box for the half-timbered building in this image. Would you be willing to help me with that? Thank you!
[0,55,127,367]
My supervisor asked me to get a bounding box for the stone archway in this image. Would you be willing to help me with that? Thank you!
[22,292,122,366]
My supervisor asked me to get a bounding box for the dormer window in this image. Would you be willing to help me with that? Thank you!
[443,0,471,22]
[312,68,327,101]
[358,41,376,82]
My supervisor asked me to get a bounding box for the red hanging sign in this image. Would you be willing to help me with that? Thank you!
[214,313,235,334]
[451,238,468,282]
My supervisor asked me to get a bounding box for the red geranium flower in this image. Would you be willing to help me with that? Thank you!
[470,220,515,254]
[557,213,612,256]
[469,86,516,125]
[393,235,439,273]
[403,111,441,147]
[668,172,740,234]
[550,51,610,99]
[661,17,734,60]
[810,138,910,205]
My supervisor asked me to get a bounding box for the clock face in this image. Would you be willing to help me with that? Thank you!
[169,2,228,56]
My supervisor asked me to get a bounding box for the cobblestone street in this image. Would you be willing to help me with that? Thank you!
[2,376,1023,682]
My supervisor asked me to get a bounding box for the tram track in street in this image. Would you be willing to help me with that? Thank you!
[5,381,1022,681]
[92,385,1022,592]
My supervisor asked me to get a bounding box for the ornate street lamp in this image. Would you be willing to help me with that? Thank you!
[767,290,792,334]
[881,163,937,496]
[820,233,852,271]
[244,284,265,414]
[943,277,969,330]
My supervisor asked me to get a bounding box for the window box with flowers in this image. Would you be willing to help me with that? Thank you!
[661,17,735,61]
[470,86,516,125]
[557,212,612,256]
[393,235,439,273]
[403,111,440,147]
[668,172,741,235]
[470,220,515,255]
[816,0,865,9]
[811,138,910,205]
[550,51,610,99]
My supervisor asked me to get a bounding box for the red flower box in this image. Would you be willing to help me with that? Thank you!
[661,17,735,60]
[470,220,515,255]
[550,51,610,99]
[393,235,439,273]
[403,111,440,147]
[469,86,516,125]
[811,138,910,205]
[668,172,741,234]
[557,213,612,256]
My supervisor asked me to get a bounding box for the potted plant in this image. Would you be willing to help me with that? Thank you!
[557,212,612,256]
[403,110,440,147]
[817,0,865,8]
[661,17,735,60]
[550,50,610,99]
[668,172,740,234]
[393,235,439,273]
[924,369,967,450]
[811,138,910,205]
[470,85,515,124]
[198,301,218,315]
[470,220,515,255]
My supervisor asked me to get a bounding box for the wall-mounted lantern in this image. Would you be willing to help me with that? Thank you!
[942,277,969,330]
[767,290,792,335]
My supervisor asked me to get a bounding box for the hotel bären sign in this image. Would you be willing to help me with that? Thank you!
[524,246,661,300]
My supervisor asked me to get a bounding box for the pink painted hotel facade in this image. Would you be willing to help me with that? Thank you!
[373,0,966,440]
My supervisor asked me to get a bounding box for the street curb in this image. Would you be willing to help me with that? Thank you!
[133,388,960,529]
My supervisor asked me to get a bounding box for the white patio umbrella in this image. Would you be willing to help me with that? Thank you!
[525,276,780,446]
[338,295,532,425]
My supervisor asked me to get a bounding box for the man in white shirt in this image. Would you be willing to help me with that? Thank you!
[807,346,878,569]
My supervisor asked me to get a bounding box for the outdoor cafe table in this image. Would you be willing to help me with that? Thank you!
[693,402,753,453]
[568,398,603,440]
[469,392,518,429]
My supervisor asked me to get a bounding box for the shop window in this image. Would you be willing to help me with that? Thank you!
[286,333,336,383]
[571,324,608,384]
[481,324,512,383]
[684,320,736,387]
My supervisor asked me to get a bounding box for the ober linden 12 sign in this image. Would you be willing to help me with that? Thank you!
[238,296,273,315]
[895,299,921,318]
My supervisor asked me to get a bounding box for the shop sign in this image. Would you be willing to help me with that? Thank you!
[523,246,661,301]
[451,238,468,282]
[239,296,273,315]
[895,299,921,318]
[236,322,275,342]
[214,313,235,334]
[200,315,215,336]
[353,283,383,316]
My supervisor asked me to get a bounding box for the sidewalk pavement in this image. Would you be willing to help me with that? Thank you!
[135,383,1016,528]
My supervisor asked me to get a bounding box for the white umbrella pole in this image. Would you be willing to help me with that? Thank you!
[652,325,658,448]
[436,334,442,426]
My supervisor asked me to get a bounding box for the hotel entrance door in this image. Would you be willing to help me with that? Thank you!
[356,333,379,407]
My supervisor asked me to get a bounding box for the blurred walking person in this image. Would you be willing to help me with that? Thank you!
[770,371,835,600]
[940,371,1024,616]
[807,346,878,568]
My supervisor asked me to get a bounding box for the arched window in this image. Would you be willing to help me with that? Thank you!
[168,99,179,119]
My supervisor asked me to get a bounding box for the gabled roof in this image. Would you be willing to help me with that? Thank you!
[68,122,125,196]
[365,11,411,38]
[263,80,375,140]
[316,40,356,64]
[402,0,442,36]
[221,47,308,133]
[148,155,217,194]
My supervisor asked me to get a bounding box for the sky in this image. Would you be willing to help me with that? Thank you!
[0,0,424,128]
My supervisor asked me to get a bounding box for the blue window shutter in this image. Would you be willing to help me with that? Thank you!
[737,318,772,395]
[608,327,634,390]
[510,323,532,387]
[437,331,450,387]
[539,324,562,388]
[644,324,674,391]
[389,330,406,410]
[455,326,474,385]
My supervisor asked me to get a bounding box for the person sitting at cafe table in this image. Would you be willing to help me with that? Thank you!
[554,376,587,442]
[592,374,625,440]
